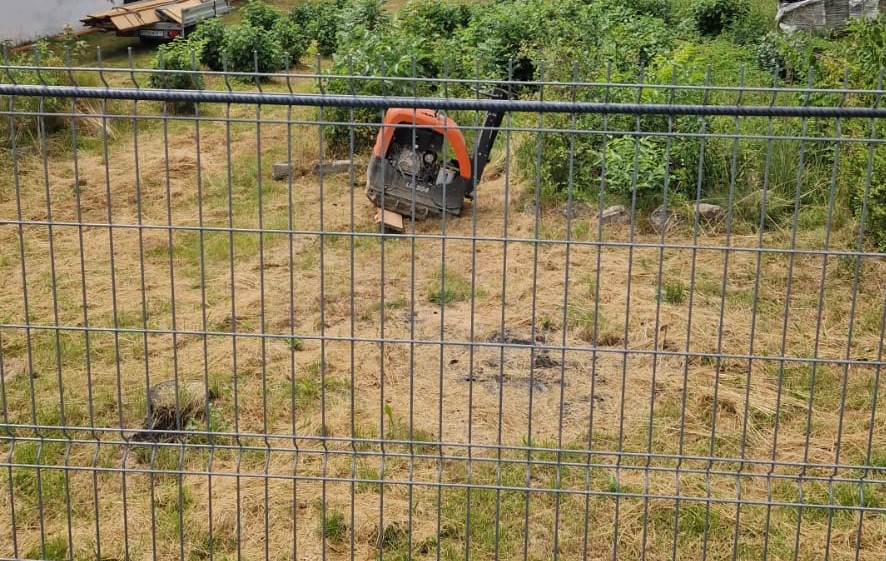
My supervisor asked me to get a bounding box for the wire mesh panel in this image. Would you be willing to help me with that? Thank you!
[0,57,885,561]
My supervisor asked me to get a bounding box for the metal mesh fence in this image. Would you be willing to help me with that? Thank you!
[0,57,885,561]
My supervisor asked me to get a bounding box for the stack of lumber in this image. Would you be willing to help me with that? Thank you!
[81,0,205,32]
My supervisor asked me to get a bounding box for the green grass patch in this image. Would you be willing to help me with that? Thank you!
[319,507,347,541]
[9,440,69,516]
[661,280,687,305]
[25,536,68,561]
[566,305,622,345]
[426,268,472,305]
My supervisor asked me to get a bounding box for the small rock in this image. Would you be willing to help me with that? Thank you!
[649,204,679,233]
[273,162,293,181]
[695,202,723,221]
[134,379,217,442]
[558,201,595,219]
[533,353,560,369]
[598,205,631,225]
[313,159,352,175]
[486,329,545,346]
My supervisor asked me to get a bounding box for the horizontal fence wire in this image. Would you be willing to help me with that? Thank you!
[5,82,886,118]
[0,60,885,561]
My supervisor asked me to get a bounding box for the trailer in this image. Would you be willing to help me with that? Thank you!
[81,0,232,42]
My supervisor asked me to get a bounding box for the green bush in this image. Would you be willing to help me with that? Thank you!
[460,0,676,81]
[861,179,886,252]
[333,0,391,57]
[597,136,675,203]
[324,26,441,148]
[50,24,90,60]
[149,38,204,112]
[224,24,284,78]
[290,2,317,28]
[843,16,886,89]
[312,0,346,56]
[398,1,473,37]
[189,17,227,71]
[241,0,283,29]
[597,11,675,70]
[271,17,310,64]
[150,37,204,89]
[339,0,388,34]
[456,1,536,81]
[693,0,750,37]
[191,1,303,70]
[0,41,71,144]
[519,126,684,207]
[724,0,771,45]
[755,30,822,83]
[603,0,672,21]
[847,144,886,252]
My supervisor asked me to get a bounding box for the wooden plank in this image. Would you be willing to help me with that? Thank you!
[110,11,162,31]
[84,0,181,18]
[82,0,192,31]
[373,208,405,233]
[159,0,205,25]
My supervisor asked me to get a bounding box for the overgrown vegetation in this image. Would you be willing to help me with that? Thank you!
[149,0,310,80]
[0,31,93,144]
[149,38,204,113]
[310,0,886,248]
[13,0,886,250]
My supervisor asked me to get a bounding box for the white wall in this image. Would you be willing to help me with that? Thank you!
[0,0,120,45]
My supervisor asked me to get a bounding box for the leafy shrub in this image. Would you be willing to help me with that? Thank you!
[755,32,788,77]
[693,0,750,37]
[519,118,691,207]
[398,1,472,37]
[224,24,283,77]
[755,30,821,83]
[150,37,204,90]
[0,41,72,143]
[334,0,391,57]
[324,26,440,148]
[597,136,675,204]
[241,0,283,29]
[311,0,346,56]
[474,1,676,81]
[597,11,675,70]
[149,38,204,112]
[271,17,310,64]
[339,0,388,35]
[189,17,227,71]
[724,0,771,45]
[191,1,303,70]
[843,16,886,89]
[846,144,886,252]
[861,179,886,252]
[50,24,90,60]
[611,0,672,21]
[290,2,317,28]
[456,1,535,81]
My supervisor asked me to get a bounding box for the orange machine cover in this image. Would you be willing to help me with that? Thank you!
[372,109,472,179]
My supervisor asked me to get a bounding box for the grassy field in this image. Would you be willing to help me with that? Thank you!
[1,2,886,560]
